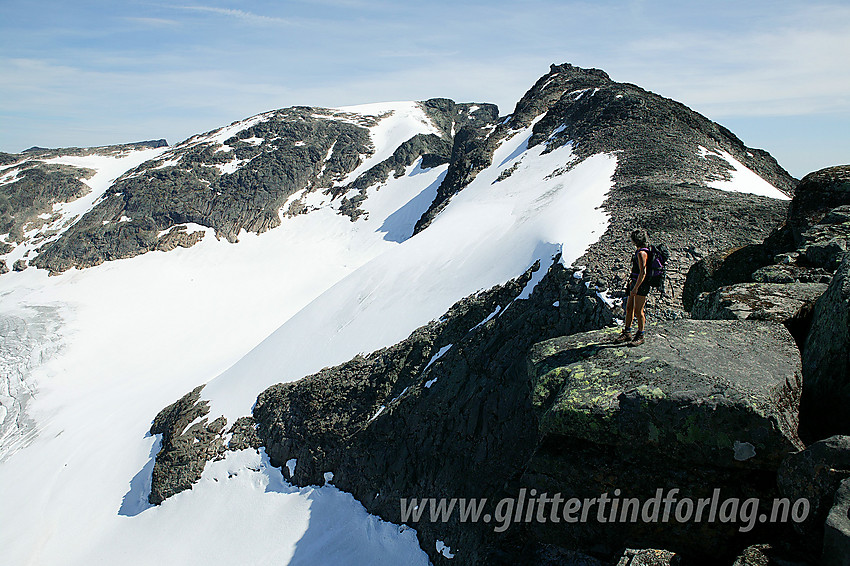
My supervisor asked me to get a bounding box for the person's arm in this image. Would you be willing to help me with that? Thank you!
[632,250,647,294]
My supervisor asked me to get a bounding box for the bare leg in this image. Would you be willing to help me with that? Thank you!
[633,295,647,332]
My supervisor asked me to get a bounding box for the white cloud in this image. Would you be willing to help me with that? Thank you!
[178,5,293,26]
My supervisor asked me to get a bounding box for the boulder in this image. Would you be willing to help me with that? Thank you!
[691,282,826,326]
[823,478,850,566]
[529,320,803,470]
[520,319,804,557]
[801,254,850,438]
[752,264,832,284]
[778,436,850,550]
[730,543,809,566]
[788,166,850,239]
[682,244,775,311]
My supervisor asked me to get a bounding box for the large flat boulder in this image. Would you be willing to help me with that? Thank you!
[529,319,803,470]
[801,253,850,438]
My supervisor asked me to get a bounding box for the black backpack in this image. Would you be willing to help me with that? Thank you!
[646,243,670,289]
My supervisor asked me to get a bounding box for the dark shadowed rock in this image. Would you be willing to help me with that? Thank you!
[800,254,850,438]
[823,478,850,566]
[778,436,850,553]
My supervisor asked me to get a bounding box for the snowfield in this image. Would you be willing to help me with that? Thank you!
[0,102,790,564]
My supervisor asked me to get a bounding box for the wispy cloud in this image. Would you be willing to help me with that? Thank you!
[123,17,180,27]
[178,5,292,26]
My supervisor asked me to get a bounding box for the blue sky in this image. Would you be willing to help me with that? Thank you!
[1,0,848,178]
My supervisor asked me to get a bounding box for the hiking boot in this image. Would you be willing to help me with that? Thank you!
[629,332,645,347]
[612,330,633,344]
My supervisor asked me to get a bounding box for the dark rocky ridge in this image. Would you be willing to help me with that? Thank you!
[0,162,95,246]
[21,101,491,273]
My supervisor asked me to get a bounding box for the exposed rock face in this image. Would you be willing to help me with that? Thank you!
[0,162,95,246]
[778,435,850,554]
[683,243,785,311]
[800,254,850,438]
[148,385,226,505]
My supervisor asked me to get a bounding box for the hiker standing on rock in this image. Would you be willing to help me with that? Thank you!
[615,229,651,346]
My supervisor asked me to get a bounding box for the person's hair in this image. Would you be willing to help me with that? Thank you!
[630,228,649,248]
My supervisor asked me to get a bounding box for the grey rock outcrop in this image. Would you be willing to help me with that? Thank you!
[801,254,850,438]
[692,282,826,322]
[788,166,850,239]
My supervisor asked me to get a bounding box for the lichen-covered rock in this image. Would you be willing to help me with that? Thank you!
[518,319,803,557]
[616,549,681,566]
[730,543,809,566]
[12,259,27,272]
[778,436,850,550]
[148,385,226,505]
[529,320,803,470]
[801,254,850,438]
[823,478,850,566]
